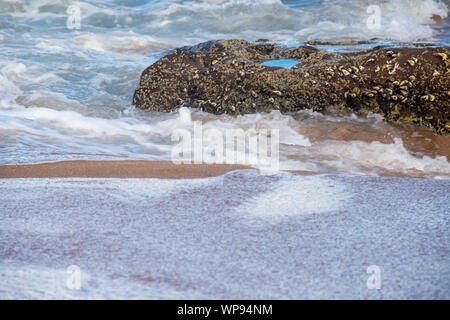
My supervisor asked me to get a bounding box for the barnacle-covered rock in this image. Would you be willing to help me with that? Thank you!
[133,40,450,134]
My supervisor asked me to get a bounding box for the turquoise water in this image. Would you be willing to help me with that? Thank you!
[261,59,301,68]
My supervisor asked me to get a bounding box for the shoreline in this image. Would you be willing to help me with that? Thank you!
[0,160,252,179]
[0,160,448,180]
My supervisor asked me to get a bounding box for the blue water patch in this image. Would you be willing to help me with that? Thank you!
[261,59,301,68]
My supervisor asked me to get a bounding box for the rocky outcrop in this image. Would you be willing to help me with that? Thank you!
[133,40,450,134]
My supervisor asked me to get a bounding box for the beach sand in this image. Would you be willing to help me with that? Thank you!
[0,160,251,179]
[0,159,445,180]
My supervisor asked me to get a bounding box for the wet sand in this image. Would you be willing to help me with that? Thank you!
[298,120,450,159]
[0,171,448,299]
[0,160,251,179]
[0,159,447,180]
[0,159,448,299]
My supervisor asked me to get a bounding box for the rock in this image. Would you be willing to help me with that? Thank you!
[133,40,450,134]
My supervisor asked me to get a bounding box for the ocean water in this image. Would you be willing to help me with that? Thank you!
[0,0,449,178]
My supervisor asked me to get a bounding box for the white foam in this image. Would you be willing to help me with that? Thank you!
[3,0,447,43]
[7,0,115,21]
[0,63,24,109]
[235,173,350,218]
[73,32,166,53]
[316,138,450,174]
[276,137,450,178]
[1,103,449,177]
[139,0,449,43]
[36,40,65,52]
[1,107,175,151]
[0,61,67,86]
[178,107,193,124]
[185,109,450,177]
